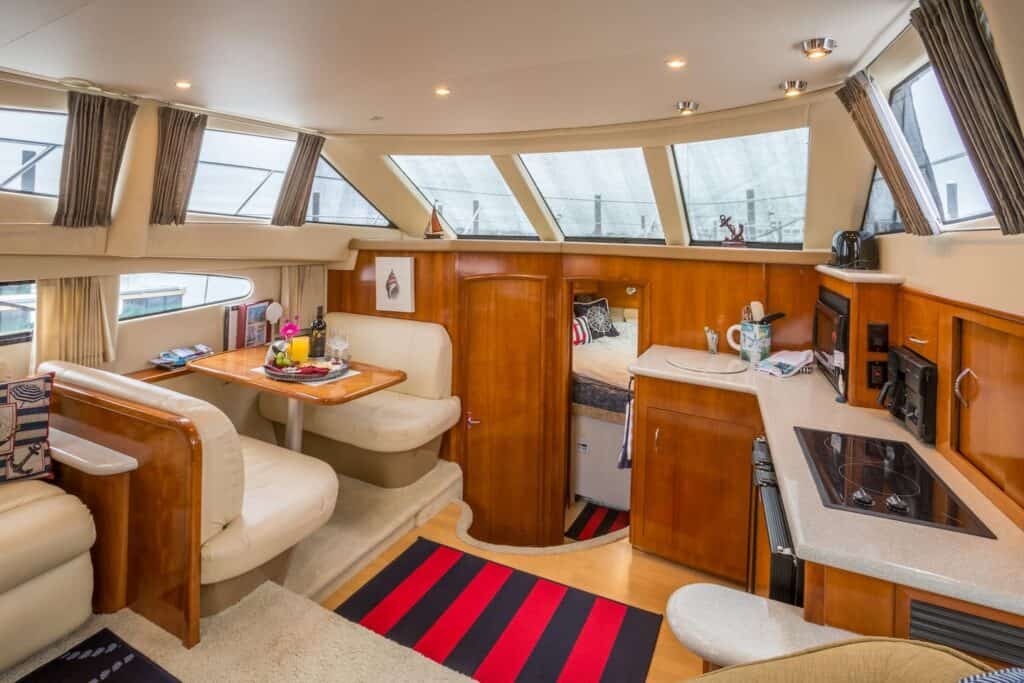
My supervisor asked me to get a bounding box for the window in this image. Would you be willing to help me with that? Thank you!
[188,130,294,219]
[673,128,809,247]
[520,148,664,241]
[0,108,66,198]
[391,155,535,238]
[0,282,36,344]
[862,65,993,234]
[306,158,390,227]
[118,273,252,320]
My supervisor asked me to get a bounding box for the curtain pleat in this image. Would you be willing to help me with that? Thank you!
[33,276,116,368]
[837,72,943,236]
[271,132,325,226]
[911,0,1024,235]
[150,107,207,225]
[281,264,322,323]
[52,92,138,227]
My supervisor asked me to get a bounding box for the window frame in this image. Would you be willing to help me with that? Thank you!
[303,155,395,229]
[670,131,808,250]
[0,280,36,346]
[0,107,67,200]
[518,149,667,245]
[861,64,997,235]
[117,272,254,322]
[390,154,540,240]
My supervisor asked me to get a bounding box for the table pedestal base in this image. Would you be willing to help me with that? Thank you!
[285,397,304,451]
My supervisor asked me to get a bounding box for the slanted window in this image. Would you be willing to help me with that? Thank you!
[673,128,809,247]
[0,281,36,345]
[307,157,390,227]
[862,65,993,234]
[391,155,536,238]
[118,273,252,321]
[520,148,664,242]
[188,130,294,219]
[0,108,66,198]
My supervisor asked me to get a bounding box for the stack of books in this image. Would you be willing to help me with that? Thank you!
[224,299,271,350]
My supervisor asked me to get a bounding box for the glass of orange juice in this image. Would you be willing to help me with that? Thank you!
[290,336,310,364]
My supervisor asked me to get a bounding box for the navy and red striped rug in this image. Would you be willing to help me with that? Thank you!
[337,538,661,683]
[565,503,629,541]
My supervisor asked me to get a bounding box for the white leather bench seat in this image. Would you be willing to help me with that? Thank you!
[201,436,339,585]
[259,391,461,453]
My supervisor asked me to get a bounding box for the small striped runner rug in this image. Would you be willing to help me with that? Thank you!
[337,538,660,683]
[565,503,629,541]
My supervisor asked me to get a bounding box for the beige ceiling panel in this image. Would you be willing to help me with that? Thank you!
[491,154,561,241]
[642,146,686,245]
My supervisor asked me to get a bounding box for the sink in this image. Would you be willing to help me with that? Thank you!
[665,354,750,375]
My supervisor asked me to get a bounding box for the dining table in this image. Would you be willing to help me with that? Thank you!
[187,345,406,451]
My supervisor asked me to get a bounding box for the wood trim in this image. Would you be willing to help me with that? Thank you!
[50,383,203,648]
[902,285,1024,327]
[803,561,826,625]
[125,366,193,383]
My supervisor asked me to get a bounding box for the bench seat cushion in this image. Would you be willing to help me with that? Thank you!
[201,436,338,585]
[259,391,461,454]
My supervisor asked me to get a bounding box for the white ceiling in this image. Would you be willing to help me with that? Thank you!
[0,0,910,135]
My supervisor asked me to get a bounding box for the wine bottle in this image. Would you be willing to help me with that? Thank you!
[310,305,327,358]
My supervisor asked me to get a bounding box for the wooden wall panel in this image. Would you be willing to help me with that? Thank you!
[765,264,818,351]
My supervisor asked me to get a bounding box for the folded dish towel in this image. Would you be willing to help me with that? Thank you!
[756,350,814,378]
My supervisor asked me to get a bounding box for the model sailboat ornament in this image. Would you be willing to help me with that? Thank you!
[424,204,445,239]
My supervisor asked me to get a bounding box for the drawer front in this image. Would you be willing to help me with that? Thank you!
[901,294,939,362]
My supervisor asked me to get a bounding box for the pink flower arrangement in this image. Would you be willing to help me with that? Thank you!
[280,316,300,340]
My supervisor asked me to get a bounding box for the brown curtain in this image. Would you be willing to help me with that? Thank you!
[911,0,1024,235]
[271,132,325,226]
[150,107,207,225]
[52,91,138,227]
[837,72,942,236]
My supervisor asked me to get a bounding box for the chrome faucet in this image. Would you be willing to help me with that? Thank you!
[704,326,719,355]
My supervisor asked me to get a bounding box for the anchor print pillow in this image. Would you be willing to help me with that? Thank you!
[0,373,54,484]
[572,298,620,341]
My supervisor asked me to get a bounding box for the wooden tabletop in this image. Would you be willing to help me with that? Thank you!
[187,346,406,406]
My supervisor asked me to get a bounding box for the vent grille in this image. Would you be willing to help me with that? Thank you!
[909,600,1024,666]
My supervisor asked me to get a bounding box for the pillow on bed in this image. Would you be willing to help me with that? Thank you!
[0,373,54,484]
[573,298,619,340]
[572,316,593,346]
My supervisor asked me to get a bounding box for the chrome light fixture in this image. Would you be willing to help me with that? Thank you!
[802,37,838,60]
[780,80,808,97]
[676,100,699,116]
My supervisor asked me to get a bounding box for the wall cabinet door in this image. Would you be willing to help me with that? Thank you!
[633,406,754,583]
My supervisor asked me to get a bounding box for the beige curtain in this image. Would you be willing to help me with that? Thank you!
[911,0,1024,235]
[150,107,207,225]
[837,72,943,236]
[33,276,117,368]
[271,133,325,226]
[53,92,138,227]
[281,264,324,324]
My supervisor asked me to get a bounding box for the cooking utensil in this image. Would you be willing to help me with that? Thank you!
[750,301,765,323]
[760,312,786,325]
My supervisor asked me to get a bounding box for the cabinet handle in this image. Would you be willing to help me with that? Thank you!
[907,336,929,345]
[654,427,660,448]
[466,413,482,429]
[954,368,977,407]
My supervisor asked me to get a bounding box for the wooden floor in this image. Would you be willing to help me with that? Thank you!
[323,502,734,682]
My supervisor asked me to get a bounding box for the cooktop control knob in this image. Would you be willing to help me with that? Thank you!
[886,494,909,513]
[852,488,874,507]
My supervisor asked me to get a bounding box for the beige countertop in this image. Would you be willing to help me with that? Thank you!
[629,345,1024,617]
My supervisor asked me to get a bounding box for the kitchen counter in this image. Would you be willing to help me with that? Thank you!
[629,345,1024,617]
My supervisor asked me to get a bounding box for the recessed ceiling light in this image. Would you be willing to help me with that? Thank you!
[434,85,451,97]
[780,80,808,97]
[676,100,699,116]
[665,58,687,70]
[801,37,838,60]
[175,80,192,89]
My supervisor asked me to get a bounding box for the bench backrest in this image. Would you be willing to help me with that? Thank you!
[324,313,453,400]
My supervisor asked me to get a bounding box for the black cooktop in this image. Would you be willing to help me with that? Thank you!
[794,427,995,539]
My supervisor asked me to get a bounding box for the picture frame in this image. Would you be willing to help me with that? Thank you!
[375,256,415,313]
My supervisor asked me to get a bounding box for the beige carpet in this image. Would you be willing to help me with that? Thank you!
[0,582,470,683]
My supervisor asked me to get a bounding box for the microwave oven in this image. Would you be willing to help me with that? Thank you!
[813,287,850,400]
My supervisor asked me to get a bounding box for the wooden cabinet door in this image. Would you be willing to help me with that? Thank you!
[461,275,548,546]
[633,406,754,583]
[957,320,1024,510]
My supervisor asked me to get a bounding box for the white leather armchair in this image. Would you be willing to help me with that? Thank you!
[0,480,95,671]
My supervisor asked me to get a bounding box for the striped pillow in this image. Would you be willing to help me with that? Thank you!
[961,670,1024,682]
[572,316,593,346]
[0,373,54,484]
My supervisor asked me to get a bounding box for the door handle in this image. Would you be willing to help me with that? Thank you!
[954,368,977,407]
[907,336,929,345]
[654,427,660,448]
[466,413,482,429]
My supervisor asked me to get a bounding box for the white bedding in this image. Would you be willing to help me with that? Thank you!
[572,320,638,389]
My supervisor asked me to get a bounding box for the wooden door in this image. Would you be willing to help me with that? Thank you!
[957,320,1024,509]
[461,275,549,546]
[633,406,754,583]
